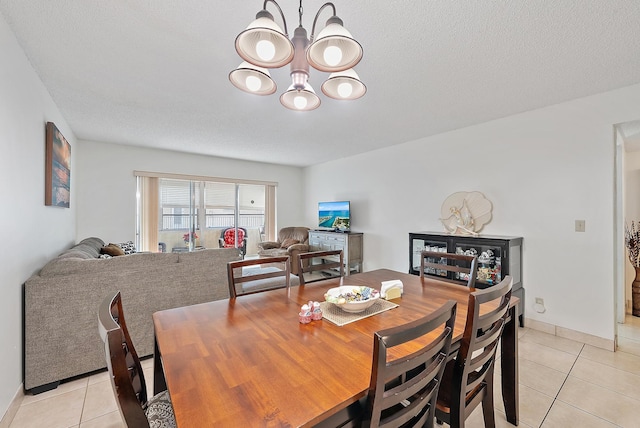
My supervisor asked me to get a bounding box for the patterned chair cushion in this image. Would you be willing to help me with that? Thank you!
[144,390,177,428]
[222,228,246,248]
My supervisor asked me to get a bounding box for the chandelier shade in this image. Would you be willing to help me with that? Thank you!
[229,61,277,95]
[235,11,294,68]
[306,17,363,72]
[280,83,321,111]
[231,1,364,111]
[321,68,366,100]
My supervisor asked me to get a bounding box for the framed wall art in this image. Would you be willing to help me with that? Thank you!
[45,121,71,207]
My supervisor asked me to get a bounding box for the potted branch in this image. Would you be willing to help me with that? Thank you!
[624,221,640,316]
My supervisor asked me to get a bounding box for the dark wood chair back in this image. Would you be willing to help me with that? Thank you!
[98,291,150,427]
[364,300,457,428]
[297,250,344,285]
[420,251,478,288]
[435,275,513,428]
[227,256,291,298]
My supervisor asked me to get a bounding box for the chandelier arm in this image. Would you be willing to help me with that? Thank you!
[263,0,290,35]
[309,2,337,42]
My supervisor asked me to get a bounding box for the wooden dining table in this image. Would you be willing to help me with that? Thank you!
[152,269,519,427]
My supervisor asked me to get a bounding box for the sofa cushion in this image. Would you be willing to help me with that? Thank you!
[280,238,299,249]
[56,250,95,260]
[70,243,101,259]
[101,244,125,257]
[277,227,310,244]
[258,248,288,256]
[78,237,105,249]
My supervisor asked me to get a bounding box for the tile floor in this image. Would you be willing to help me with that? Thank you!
[7,316,640,428]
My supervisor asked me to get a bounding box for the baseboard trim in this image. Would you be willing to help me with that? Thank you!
[524,318,615,351]
[0,384,24,428]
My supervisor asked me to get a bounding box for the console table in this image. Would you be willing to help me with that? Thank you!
[308,230,363,275]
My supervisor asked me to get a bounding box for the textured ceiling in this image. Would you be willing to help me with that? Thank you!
[2,1,640,167]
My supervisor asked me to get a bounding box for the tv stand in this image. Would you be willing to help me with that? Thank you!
[308,230,363,275]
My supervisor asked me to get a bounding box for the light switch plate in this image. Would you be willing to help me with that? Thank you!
[575,220,586,232]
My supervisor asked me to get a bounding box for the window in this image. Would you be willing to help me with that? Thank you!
[135,172,276,255]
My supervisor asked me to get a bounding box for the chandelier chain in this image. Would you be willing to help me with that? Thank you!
[298,0,303,27]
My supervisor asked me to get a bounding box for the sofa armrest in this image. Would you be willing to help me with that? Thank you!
[257,241,280,250]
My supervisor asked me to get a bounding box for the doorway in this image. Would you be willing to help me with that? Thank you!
[615,119,640,355]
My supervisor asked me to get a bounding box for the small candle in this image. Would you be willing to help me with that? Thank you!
[311,301,323,321]
[299,304,311,324]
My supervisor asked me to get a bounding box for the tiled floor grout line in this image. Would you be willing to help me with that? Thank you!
[78,380,90,428]
[534,343,584,427]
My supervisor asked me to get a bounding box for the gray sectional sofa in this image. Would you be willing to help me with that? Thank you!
[23,237,242,393]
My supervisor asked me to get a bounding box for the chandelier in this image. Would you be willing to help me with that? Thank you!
[229,1,366,111]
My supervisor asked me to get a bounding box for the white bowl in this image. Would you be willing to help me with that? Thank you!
[324,286,380,313]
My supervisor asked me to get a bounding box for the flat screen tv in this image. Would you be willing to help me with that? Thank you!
[318,201,350,231]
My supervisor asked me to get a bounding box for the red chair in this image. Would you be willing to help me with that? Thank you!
[218,227,248,256]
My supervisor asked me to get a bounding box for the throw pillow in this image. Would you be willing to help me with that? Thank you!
[280,238,299,249]
[101,244,125,257]
[116,241,137,255]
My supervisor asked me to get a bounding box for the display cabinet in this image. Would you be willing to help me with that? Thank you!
[409,232,524,325]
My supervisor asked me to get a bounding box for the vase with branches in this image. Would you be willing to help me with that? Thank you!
[625,221,640,316]
[625,221,640,267]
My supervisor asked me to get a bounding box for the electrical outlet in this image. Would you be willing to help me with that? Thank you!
[575,220,586,232]
[535,297,544,305]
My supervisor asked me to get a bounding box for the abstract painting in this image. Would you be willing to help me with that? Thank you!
[45,122,71,207]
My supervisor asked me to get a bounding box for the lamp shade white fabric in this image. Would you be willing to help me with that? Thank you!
[321,68,366,100]
[229,62,277,95]
[307,20,363,72]
[280,84,321,111]
[235,15,294,68]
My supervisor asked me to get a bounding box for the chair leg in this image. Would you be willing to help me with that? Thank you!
[481,378,496,428]
[453,411,465,428]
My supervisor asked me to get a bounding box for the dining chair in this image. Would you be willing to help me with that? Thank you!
[98,291,176,428]
[227,256,291,298]
[297,250,344,285]
[435,275,513,428]
[420,251,478,288]
[315,300,457,428]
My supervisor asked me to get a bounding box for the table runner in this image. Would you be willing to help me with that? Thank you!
[320,299,399,326]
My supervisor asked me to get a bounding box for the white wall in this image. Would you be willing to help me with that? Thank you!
[75,141,305,243]
[305,84,640,341]
[0,14,76,420]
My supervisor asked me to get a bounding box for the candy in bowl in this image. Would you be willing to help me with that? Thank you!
[324,286,380,313]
